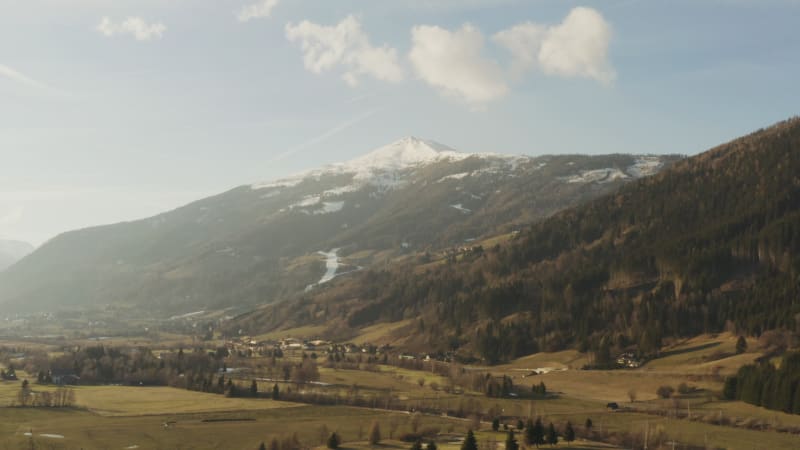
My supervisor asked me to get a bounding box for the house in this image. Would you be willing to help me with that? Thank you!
[51,369,80,386]
[616,352,642,368]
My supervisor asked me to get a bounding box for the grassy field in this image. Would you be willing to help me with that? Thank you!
[1,331,797,449]
[0,405,461,450]
[0,380,303,416]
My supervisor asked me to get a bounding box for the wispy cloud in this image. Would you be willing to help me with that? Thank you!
[0,64,52,91]
[96,17,166,41]
[237,0,279,22]
[0,64,68,96]
[271,109,380,162]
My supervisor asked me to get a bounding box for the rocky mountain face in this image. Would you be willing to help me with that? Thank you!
[0,137,680,314]
[0,240,34,272]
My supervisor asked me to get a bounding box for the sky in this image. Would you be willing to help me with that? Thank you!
[1,0,798,245]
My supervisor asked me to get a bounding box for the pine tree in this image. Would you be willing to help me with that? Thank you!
[505,430,519,450]
[461,430,478,450]
[736,336,748,354]
[369,421,381,445]
[533,418,545,447]
[546,423,558,446]
[492,417,500,431]
[516,419,524,430]
[585,418,593,430]
[259,443,266,450]
[327,432,341,450]
[272,383,280,400]
[411,439,423,450]
[426,441,437,450]
[524,418,535,445]
[564,422,575,443]
[723,376,738,400]
[250,379,258,397]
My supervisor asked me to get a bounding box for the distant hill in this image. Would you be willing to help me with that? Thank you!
[0,240,34,271]
[0,137,679,314]
[230,118,800,363]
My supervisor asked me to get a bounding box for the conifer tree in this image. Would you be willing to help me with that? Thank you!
[327,432,340,450]
[505,429,519,450]
[564,422,575,443]
[250,379,258,396]
[461,430,478,450]
[369,421,381,445]
[547,423,558,446]
[533,418,545,447]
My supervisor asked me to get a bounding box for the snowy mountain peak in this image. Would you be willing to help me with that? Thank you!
[344,137,468,171]
[252,137,478,190]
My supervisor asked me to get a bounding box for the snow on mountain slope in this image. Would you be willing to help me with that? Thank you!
[252,137,491,191]
[627,156,664,178]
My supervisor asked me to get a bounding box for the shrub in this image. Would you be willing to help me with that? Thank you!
[656,385,675,399]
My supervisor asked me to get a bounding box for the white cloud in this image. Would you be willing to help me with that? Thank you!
[492,23,546,76]
[493,7,615,84]
[285,15,404,87]
[96,17,166,41]
[236,0,279,22]
[408,24,508,105]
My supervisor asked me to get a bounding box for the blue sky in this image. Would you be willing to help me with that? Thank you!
[1,0,798,245]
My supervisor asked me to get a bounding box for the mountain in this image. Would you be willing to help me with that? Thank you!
[0,240,34,272]
[230,118,800,362]
[0,137,680,314]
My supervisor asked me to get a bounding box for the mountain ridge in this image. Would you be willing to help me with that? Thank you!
[0,240,34,272]
[0,138,681,315]
[228,117,800,363]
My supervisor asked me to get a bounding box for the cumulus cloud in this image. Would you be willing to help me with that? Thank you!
[285,15,404,87]
[408,24,508,105]
[493,7,615,84]
[236,0,279,22]
[96,17,166,41]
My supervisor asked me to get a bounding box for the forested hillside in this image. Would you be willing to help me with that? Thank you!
[234,118,800,363]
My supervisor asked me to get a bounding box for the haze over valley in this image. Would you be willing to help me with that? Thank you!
[1,2,799,450]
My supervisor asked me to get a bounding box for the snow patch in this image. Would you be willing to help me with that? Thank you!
[564,168,630,184]
[313,201,344,215]
[289,196,321,209]
[318,249,341,284]
[450,204,472,214]
[437,172,470,182]
[627,156,663,178]
[323,184,360,196]
[170,311,205,320]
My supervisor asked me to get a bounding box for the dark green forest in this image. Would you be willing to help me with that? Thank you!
[724,352,800,414]
[236,118,800,365]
